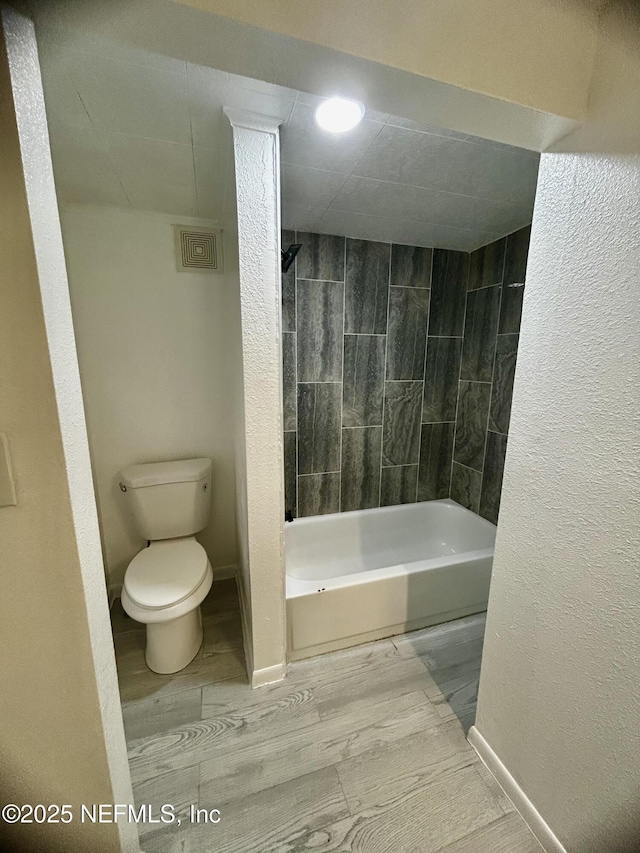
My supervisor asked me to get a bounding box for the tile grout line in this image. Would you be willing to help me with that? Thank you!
[478,241,508,515]
[415,249,434,503]
[378,245,393,508]
[449,252,470,499]
[338,237,347,513]
[294,229,299,518]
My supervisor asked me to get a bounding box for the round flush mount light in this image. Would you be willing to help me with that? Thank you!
[315,97,365,133]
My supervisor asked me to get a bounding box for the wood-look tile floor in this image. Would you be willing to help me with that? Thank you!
[112,579,542,853]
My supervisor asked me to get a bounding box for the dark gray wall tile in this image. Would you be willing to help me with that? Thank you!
[296,280,344,382]
[342,335,385,427]
[296,232,345,281]
[503,225,531,286]
[282,332,296,431]
[417,423,454,501]
[298,473,340,517]
[281,229,296,331]
[423,337,462,423]
[451,463,481,514]
[499,282,525,335]
[341,427,382,512]
[460,285,501,382]
[284,431,297,517]
[345,238,390,334]
[386,286,430,380]
[382,381,423,466]
[428,249,468,336]
[390,245,432,288]
[499,226,530,334]
[468,237,506,290]
[454,380,491,471]
[380,465,418,507]
[480,431,508,524]
[297,383,341,474]
[489,334,519,435]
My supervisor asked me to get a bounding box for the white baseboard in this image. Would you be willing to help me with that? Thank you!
[108,582,123,608]
[250,662,286,689]
[467,726,567,853]
[213,563,236,581]
[235,572,254,678]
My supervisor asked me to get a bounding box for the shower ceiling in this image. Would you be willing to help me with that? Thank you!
[38,27,538,251]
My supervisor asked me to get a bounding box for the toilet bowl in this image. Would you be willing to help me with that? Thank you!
[118,457,214,674]
[121,538,213,673]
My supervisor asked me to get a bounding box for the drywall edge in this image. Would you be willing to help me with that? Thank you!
[2,8,138,851]
[468,726,567,853]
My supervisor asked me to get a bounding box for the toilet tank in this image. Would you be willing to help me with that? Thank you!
[119,458,211,541]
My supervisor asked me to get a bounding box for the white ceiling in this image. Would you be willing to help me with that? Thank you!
[38,27,539,251]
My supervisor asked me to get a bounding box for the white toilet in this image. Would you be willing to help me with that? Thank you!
[119,458,214,674]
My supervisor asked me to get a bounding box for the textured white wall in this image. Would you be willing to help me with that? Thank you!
[475,5,640,851]
[61,206,239,593]
[227,110,287,683]
[1,9,137,851]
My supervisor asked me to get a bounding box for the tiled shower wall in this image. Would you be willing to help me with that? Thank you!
[281,227,530,523]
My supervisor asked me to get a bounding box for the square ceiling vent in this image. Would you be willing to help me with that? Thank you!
[174,225,223,274]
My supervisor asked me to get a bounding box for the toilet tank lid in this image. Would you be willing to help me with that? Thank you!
[120,458,211,489]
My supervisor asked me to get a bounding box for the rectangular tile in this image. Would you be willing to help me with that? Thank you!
[460,285,501,383]
[132,765,199,839]
[282,331,296,430]
[451,462,482,514]
[418,422,455,501]
[121,686,202,742]
[296,279,344,382]
[393,613,487,661]
[428,249,468,337]
[468,237,506,290]
[298,472,340,517]
[117,647,246,705]
[340,426,382,511]
[202,608,244,657]
[499,281,526,335]
[380,465,418,506]
[337,721,476,814]
[300,764,504,853]
[281,228,296,331]
[283,430,297,518]
[345,238,390,334]
[489,334,519,434]
[390,244,432,288]
[436,812,544,853]
[503,225,531,286]
[382,381,423,466]
[296,231,345,281]
[297,382,341,474]
[423,336,462,423]
[386,286,430,380]
[480,431,508,525]
[199,691,435,802]
[144,767,349,853]
[311,654,438,722]
[454,380,491,471]
[499,225,530,334]
[342,334,385,427]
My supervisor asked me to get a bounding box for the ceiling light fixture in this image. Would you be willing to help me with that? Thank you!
[315,97,365,133]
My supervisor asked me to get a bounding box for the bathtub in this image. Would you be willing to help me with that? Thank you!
[285,499,495,660]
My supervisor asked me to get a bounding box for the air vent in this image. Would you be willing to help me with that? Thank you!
[173,225,223,273]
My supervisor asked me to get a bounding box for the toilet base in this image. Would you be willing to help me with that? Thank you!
[145,607,203,674]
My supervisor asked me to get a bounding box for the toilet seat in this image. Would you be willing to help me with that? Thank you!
[125,539,209,610]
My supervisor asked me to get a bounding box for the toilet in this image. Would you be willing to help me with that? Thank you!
[119,458,214,674]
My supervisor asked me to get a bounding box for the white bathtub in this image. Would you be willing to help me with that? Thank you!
[285,499,495,660]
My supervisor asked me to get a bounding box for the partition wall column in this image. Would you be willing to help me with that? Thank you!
[224,108,287,687]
